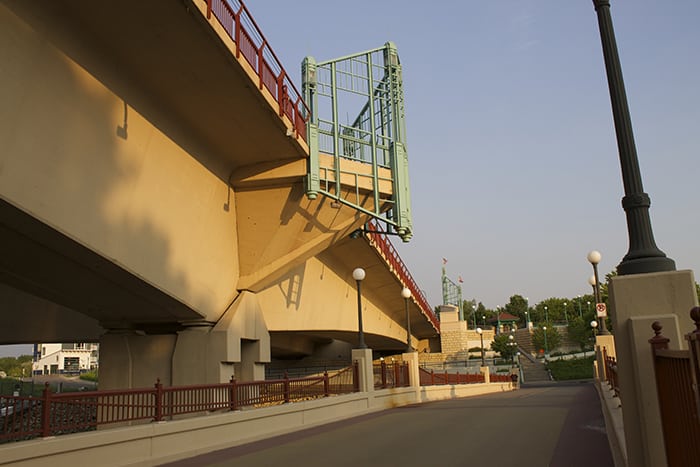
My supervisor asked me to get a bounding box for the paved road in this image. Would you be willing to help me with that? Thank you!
[165,381,614,467]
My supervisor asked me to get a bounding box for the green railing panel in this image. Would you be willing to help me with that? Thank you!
[303,42,412,242]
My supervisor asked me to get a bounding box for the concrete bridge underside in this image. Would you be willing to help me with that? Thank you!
[0,1,437,388]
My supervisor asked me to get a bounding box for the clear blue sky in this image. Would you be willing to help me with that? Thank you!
[249,0,700,309]
[3,1,698,358]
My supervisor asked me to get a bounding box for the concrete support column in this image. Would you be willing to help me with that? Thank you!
[352,348,374,393]
[480,365,490,384]
[402,352,420,388]
[608,270,697,467]
[99,332,176,390]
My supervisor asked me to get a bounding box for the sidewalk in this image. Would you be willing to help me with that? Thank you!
[164,381,613,467]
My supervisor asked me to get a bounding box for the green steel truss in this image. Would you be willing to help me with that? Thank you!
[441,265,463,321]
[303,42,412,242]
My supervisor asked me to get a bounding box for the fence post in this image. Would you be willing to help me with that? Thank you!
[649,321,670,351]
[206,0,212,19]
[430,369,435,385]
[41,382,51,438]
[381,360,387,389]
[229,376,238,411]
[283,371,290,403]
[323,371,330,397]
[688,307,700,420]
[154,378,163,422]
[353,361,359,392]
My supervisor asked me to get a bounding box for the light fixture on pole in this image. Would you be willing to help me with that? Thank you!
[591,0,675,276]
[544,305,549,323]
[587,250,610,335]
[525,297,529,328]
[401,287,412,352]
[563,302,568,324]
[543,326,549,359]
[590,320,599,346]
[472,304,477,330]
[476,327,485,366]
[508,334,516,365]
[352,268,367,349]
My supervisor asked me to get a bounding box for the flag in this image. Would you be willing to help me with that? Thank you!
[442,257,447,265]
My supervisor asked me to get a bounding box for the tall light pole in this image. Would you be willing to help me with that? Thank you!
[544,305,549,324]
[476,327,485,366]
[563,302,568,324]
[525,297,530,328]
[587,250,610,335]
[352,268,367,348]
[577,295,582,318]
[401,287,412,352]
[472,303,477,330]
[591,0,675,275]
[543,326,549,359]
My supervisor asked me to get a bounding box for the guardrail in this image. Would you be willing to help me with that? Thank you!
[649,311,700,467]
[1,366,357,444]
[602,348,619,397]
[364,221,439,332]
[418,368,485,386]
[373,360,409,389]
[204,0,309,141]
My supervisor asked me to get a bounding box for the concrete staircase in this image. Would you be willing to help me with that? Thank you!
[518,351,551,382]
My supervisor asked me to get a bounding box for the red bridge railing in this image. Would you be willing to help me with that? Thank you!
[364,222,439,332]
[0,366,357,444]
[204,0,309,141]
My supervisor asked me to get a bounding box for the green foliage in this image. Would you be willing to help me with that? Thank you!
[0,355,33,378]
[696,282,700,304]
[490,333,517,361]
[567,316,597,351]
[547,356,595,380]
[531,326,561,354]
[80,370,98,382]
[504,295,528,325]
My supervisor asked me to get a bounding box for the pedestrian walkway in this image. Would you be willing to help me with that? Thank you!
[164,381,613,467]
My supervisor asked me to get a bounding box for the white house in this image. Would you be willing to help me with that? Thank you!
[32,343,99,375]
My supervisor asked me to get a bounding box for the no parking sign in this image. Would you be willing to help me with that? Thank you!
[596,303,607,318]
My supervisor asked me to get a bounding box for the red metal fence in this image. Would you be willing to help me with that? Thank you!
[602,348,620,397]
[373,361,409,389]
[418,368,485,386]
[1,366,357,444]
[364,221,439,332]
[204,0,309,141]
[649,308,700,467]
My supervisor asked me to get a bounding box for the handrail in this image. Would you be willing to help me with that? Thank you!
[0,367,357,443]
[204,0,309,141]
[364,221,439,332]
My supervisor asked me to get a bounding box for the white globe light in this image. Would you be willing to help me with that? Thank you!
[401,287,411,299]
[587,250,602,265]
[476,327,483,334]
[588,275,597,287]
[591,320,598,328]
[352,268,366,281]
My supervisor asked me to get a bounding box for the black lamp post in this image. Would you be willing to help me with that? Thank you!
[352,268,367,349]
[587,251,610,335]
[401,287,413,352]
[476,327,485,366]
[591,0,675,275]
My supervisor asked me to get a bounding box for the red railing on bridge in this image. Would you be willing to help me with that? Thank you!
[205,0,309,141]
[418,368,484,386]
[364,221,439,332]
[0,366,357,443]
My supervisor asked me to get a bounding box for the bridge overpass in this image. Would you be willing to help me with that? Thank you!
[0,0,438,389]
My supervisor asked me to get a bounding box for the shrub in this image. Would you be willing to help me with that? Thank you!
[80,370,98,382]
[546,356,595,381]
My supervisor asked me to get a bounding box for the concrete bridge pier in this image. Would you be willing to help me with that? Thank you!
[99,291,271,389]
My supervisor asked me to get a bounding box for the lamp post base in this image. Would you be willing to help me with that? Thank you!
[617,255,676,276]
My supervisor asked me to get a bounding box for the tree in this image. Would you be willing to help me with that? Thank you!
[490,333,517,362]
[567,316,596,352]
[696,282,700,305]
[531,326,561,355]
[504,294,528,325]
